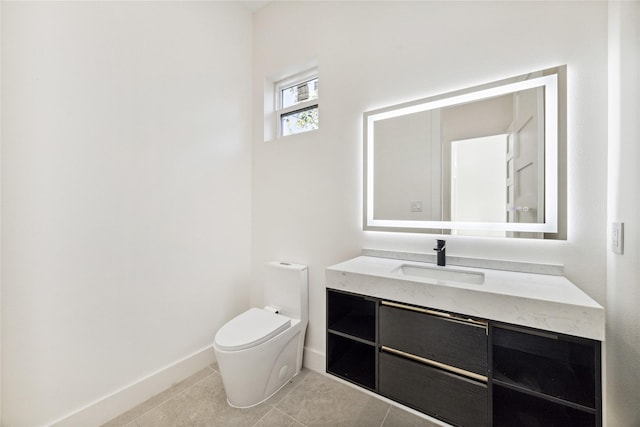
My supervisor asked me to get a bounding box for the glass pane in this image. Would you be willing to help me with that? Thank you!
[281,78,319,109]
[281,106,319,136]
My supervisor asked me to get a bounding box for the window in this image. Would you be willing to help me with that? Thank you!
[276,69,319,137]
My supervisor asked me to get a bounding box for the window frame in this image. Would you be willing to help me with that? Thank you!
[275,68,319,138]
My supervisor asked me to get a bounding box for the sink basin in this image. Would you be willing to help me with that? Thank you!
[396,264,485,285]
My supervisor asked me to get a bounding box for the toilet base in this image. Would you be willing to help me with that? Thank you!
[214,319,306,408]
[225,369,302,409]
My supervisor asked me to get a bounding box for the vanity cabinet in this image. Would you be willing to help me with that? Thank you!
[326,289,602,427]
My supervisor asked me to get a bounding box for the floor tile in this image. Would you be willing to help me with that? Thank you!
[267,368,310,406]
[133,396,191,427]
[136,371,270,427]
[254,407,305,427]
[382,405,442,427]
[108,366,447,427]
[102,367,214,427]
[351,397,392,427]
[275,371,389,426]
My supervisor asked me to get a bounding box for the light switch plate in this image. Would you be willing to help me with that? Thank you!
[612,222,624,254]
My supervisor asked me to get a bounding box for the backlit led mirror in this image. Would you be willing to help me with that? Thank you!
[364,66,566,238]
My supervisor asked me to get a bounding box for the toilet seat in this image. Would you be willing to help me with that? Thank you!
[214,307,291,351]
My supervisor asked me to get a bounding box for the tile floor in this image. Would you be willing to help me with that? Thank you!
[103,364,442,427]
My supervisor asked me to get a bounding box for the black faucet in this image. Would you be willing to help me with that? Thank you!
[434,239,446,266]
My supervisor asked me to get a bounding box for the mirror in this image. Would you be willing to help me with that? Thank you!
[363,66,565,238]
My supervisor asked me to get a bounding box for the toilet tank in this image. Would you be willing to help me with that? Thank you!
[264,261,308,323]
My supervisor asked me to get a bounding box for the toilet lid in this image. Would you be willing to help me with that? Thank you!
[214,307,291,351]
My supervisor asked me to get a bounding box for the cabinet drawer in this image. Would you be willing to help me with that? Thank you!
[380,303,487,376]
[379,351,488,427]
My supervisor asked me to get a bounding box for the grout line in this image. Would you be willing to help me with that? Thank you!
[379,405,391,427]
[253,371,310,426]
[279,371,306,401]
[252,408,272,426]
[279,407,306,426]
[269,369,308,410]
[252,406,303,427]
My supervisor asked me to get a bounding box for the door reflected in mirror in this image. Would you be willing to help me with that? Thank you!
[364,66,565,238]
[451,134,507,237]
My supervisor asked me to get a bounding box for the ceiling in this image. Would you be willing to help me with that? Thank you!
[242,1,271,12]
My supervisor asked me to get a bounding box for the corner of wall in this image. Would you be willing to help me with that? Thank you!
[605,1,640,426]
[302,346,325,374]
[0,0,4,420]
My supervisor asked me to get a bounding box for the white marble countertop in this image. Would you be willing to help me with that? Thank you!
[326,255,604,341]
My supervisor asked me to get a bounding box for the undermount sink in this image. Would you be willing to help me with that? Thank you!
[396,264,485,285]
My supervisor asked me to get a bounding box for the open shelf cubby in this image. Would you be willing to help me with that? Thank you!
[493,383,596,427]
[327,333,376,390]
[327,290,376,343]
[492,325,598,410]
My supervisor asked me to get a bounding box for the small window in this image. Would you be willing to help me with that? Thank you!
[276,70,319,137]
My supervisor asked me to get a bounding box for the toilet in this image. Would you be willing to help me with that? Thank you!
[213,261,308,408]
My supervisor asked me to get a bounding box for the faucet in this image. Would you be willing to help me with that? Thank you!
[434,239,446,266]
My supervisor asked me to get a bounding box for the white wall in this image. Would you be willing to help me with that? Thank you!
[0,0,3,420]
[252,0,608,373]
[374,111,434,221]
[1,2,252,425]
[606,2,640,426]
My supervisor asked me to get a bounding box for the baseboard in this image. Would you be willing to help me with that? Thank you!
[48,346,216,427]
[303,346,325,374]
[48,345,321,426]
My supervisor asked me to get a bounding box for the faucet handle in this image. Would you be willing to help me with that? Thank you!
[434,239,446,250]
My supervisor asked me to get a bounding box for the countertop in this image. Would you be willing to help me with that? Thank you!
[325,255,604,341]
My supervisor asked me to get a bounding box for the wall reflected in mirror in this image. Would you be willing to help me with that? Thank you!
[364,66,566,238]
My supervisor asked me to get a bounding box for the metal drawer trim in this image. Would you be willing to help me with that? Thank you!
[381,345,488,383]
[381,300,488,329]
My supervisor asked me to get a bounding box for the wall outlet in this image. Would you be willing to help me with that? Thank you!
[410,201,423,212]
[612,222,624,254]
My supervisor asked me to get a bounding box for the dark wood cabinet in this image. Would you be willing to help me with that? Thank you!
[379,351,488,427]
[327,290,376,342]
[326,290,377,390]
[326,289,602,427]
[491,323,601,427]
[378,301,488,426]
[379,301,488,376]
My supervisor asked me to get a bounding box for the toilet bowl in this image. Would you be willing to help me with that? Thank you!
[213,261,308,408]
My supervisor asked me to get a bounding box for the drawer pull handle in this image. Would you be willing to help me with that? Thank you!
[381,346,488,383]
[381,301,488,328]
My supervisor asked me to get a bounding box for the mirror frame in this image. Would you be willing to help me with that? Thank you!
[363,68,561,234]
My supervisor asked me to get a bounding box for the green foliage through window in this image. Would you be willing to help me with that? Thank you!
[282,106,319,136]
